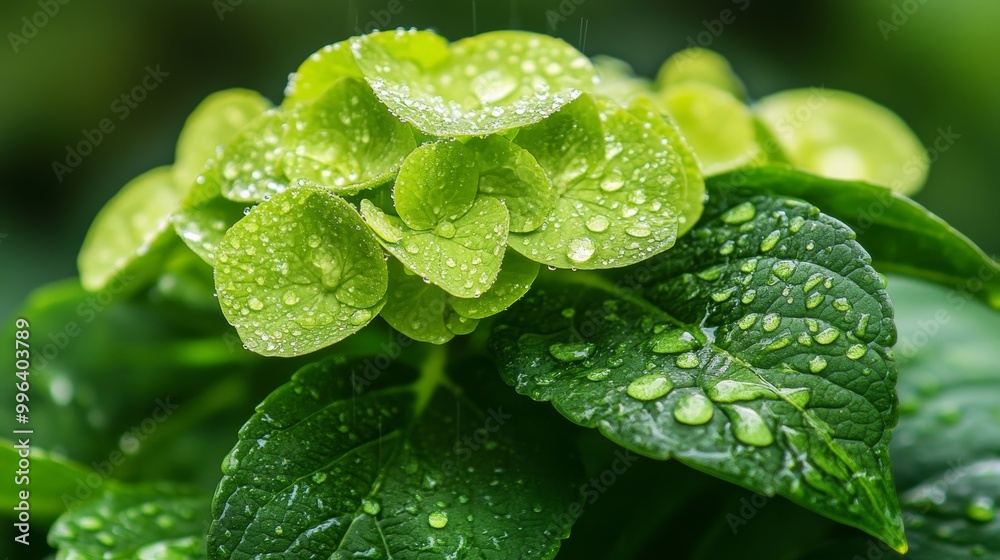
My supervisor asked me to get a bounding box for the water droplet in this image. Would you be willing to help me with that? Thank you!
[809,356,828,373]
[846,344,867,360]
[274,525,283,535]
[428,511,449,528]
[651,328,700,354]
[585,214,610,232]
[549,342,594,362]
[248,297,264,311]
[729,406,774,447]
[855,314,870,338]
[673,393,714,425]
[814,328,840,345]
[760,230,781,252]
[711,287,737,302]
[738,313,760,330]
[626,374,674,401]
[788,216,805,233]
[707,380,774,403]
[625,223,651,238]
[96,532,116,546]
[805,292,824,309]
[586,368,611,381]
[741,289,757,304]
[561,308,576,319]
[282,291,300,306]
[762,314,781,332]
[566,237,596,263]
[675,352,701,369]
[718,240,735,255]
[832,297,851,312]
[312,472,327,484]
[350,309,373,326]
[435,220,457,239]
[79,516,102,531]
[720,202,756,225]
[600,171,625,192]
[772,260,796,280]
[362,499,381,515]
[967,496,995,522]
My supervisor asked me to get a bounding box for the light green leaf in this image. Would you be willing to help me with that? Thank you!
[755,88,928,194]
[592,55,654,105]
[282,77,416,193]
[172,164,248,266]
[510,94,704,269]
[351,29,596,136]
[216,109,289,202]
[174,89,273,190]
[656,48,747,100]
[657,82,760,176]
[283,40,363,105]
[0,441,91,521]
[490,190,906,551]
[49,482,209,560]
[471,134,554,232]
[360,197,509,298]
[710,165,1000,310]
[394,140,480,231]
[208,353,583,560]
[450,250,539,319]
[216,184,387,356]
[380,259,456,344]
[79,166,180,291]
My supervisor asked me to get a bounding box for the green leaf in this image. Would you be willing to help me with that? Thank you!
[470,134,555,232]
[710,165,1000,310]
[591,55,653,105]
[0,441,92,521]
[78,166,180,291]
[174,89,273,191]
[208,353,583,559]
[380,259,457,344]
[657,82,760,176]
[450,250,540,319]
[351,29,596,136]
[360,197,509,298]
[490,189,906,550]
[394,140,480,231]
[281,77,416,193]
[216,109,289,202]
[754,88,928,194]
[215,184,387,356]
[49,482,210,560]
[283,40,363,105]
[172,164,248,265]
[655,48,747,100]
[509,94,704,269]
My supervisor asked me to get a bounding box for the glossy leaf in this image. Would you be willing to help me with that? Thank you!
[471,134,555,232]
[380,259,458,344]
[49,482,210,560]
[174,89,273,190]
[710,165,1000,310]
[360,197,509,298]
[208,354,583,559]
[657,82,760,176]
[509,94,704,269]
[755,89,928,194]
[78,166,179,291]
[592,55,654,105]
[490,190,906,550]
[216,109,289,202]
[283,40,363,105]
[450,251,540,319]
[282,77,416,193]
[216,185,387,357]
[394,140,480,231]
[351,29,596,136]
[172,164,248,265]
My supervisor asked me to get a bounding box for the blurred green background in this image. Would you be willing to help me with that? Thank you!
[2,0,998,318]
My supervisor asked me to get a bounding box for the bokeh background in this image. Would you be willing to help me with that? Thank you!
[2,0,998,319]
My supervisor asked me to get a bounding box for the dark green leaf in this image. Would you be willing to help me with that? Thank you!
[49,482,210,559]
[215,185,387,356]
[208,354,583,559]
[490,189,906,550]
[710,165,1000,310]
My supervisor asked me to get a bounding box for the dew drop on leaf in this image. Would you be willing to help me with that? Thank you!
[626,374,674,401]
[673,393,715,425]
